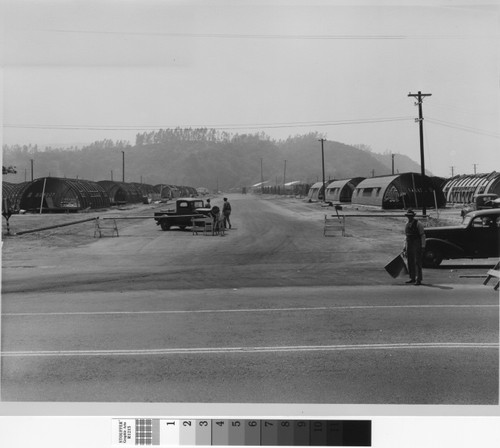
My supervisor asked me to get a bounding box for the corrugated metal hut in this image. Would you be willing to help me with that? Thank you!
[306,182,326,201]
[154,184,178,200]
[97,180,144,205]
[442,172,500,204]
[351,172,446,210]
[325,177,365,203]
[176,185,198,197]
[2,181,30,210]
[131,182,159,203]
[19,177,111,212]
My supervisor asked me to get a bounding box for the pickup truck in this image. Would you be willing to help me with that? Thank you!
[423,208,500,267]
[154,198,211,230]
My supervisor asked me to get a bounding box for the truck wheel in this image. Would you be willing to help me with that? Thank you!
[423,249,443,268]
[160,221,170,231]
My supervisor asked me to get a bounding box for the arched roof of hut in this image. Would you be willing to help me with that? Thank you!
[97,180,144,204]
[130,182,156,195]
[326,177,365,190]
[442,172,500,202]
[2,182,31,210]
[19,177,110,211]
[308,182,324,190]
[352,172,446,209]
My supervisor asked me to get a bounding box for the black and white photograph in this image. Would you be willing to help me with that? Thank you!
[1,0,499,446]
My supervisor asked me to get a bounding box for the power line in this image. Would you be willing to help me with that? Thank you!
[3,116,413,132]
[426,117,500,138]
[50,29,495,41]
[50,29,406,40]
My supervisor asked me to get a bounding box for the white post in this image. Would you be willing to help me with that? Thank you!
[433,190,439,219]
[39,178,47,214]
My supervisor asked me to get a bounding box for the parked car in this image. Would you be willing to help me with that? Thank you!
[154,198,211,230]
[461,193,499,216]
[423,209,500,267]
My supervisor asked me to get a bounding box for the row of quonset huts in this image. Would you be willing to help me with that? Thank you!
[2,177,199,213]
[300,171,500,210]
[3,171,500,213]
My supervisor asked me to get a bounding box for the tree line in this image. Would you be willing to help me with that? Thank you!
[2,129,420,190]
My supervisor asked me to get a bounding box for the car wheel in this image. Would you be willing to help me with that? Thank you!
[160,221,170,231]
[423,249,443,268]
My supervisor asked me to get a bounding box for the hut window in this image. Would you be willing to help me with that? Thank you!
[362,188,373,197]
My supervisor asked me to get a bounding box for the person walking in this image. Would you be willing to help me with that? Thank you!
[222,197,232,229]
[404,209,426,285]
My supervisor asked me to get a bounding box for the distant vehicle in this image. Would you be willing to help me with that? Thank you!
[423,209,500,268]
[461,193,499,216]
[196,187,210,196]
[154,198,211,231]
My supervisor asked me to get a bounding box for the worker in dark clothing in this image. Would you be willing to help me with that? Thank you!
[404,209,426,285]
[222,197,232,229]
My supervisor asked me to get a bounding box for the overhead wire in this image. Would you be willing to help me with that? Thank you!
[426,117,500,139]
[50,29,495,41]
[3,116,414,132]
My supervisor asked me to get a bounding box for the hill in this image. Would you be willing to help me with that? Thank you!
[2,129,426,190]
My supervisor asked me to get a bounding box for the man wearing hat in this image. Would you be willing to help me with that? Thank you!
[404,209,426,285]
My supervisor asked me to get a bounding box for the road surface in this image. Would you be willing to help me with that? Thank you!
[2,194,498,403]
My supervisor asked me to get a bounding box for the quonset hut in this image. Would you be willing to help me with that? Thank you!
[130,182,159,203]
[154,184,179,200]
[2,181,30,210]
[177,185,198,197]
[325,177,365,203]
[351,173,446,210]
[97,181,144,205]
[18,177,111,212]
[306,182,326,201]
[442,172,500,204]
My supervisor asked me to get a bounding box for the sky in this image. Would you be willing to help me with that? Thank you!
[1,0,499,178]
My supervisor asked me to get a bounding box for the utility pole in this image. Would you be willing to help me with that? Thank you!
[473,164,478,175]
[391,154,395,175]
[30,159,34,181]
[111,170,113,181]
[318,138,326,202]
[283,160,287,189]
[371,169,375,178]
[121,151,125,182]
[260,158,264,194]
[450,166,454,177]
[408,91,432,216]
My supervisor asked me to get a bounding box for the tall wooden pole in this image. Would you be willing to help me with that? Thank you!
[319,138,326,202]
[408,91,432,216]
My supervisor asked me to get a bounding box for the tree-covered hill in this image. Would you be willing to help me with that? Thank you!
[2,129,425,190]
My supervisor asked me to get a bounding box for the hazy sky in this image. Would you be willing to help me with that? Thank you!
[1,0,499,178]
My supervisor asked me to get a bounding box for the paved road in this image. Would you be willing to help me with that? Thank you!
[1,194,498,403]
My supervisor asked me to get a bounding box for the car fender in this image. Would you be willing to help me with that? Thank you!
[425,238,465,258]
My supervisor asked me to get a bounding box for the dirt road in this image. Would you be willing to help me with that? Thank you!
[1,194,486,293]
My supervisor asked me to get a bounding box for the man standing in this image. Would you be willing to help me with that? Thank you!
[222,197,232,229]
[404,209,426,285]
